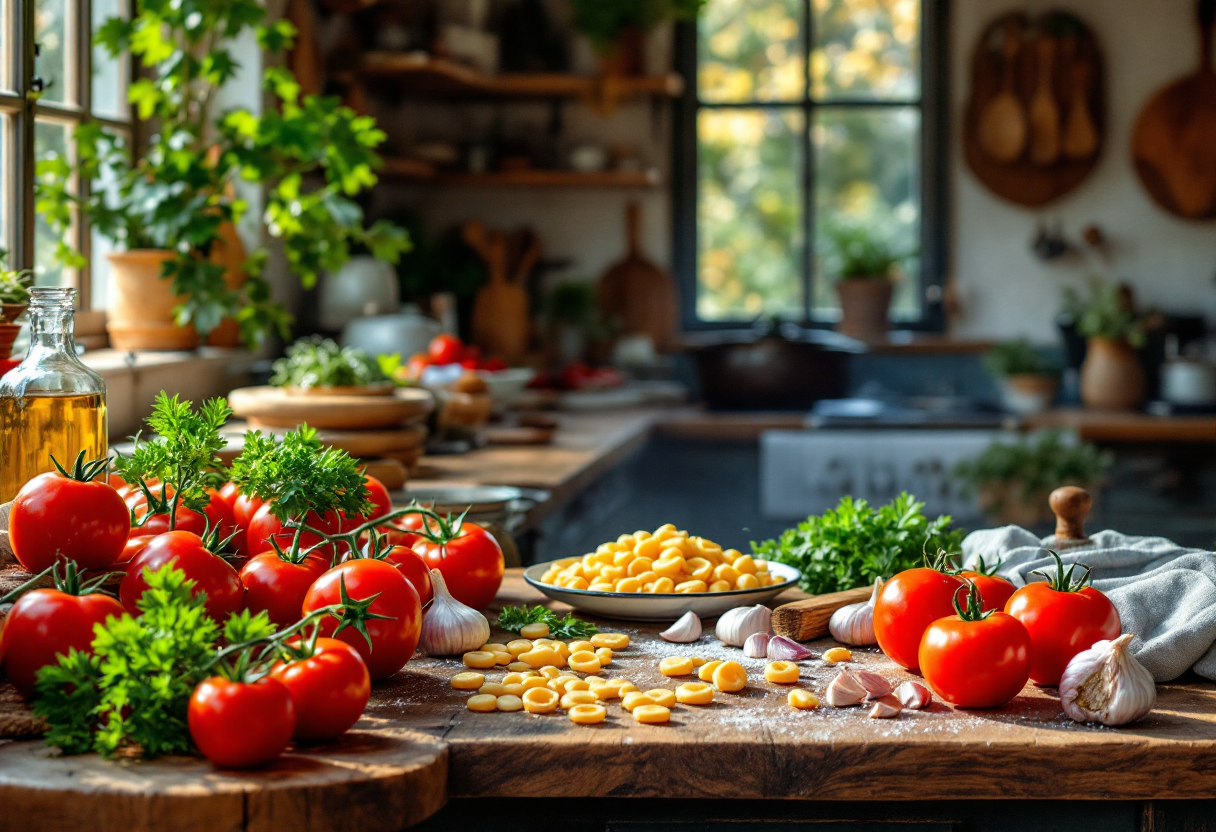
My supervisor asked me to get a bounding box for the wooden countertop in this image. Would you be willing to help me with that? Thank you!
[1020,408,1216,443]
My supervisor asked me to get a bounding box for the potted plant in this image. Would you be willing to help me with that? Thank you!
[823,220,911,340]
[36,0,408,351]
[985,340,1061,414]
[1066,280,1146,410]
[0,248,31,362]
[269,336,393,396]
[568,0,705,76]
[954,431,1111,527]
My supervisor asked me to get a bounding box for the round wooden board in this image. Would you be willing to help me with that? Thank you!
[0,728,448,832]
[219,424,428,462]
[229,386,434,430]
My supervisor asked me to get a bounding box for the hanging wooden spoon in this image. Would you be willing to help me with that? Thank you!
[978,20,1029,163]
[1028,35,1061,165]
[1062,42,1099,160]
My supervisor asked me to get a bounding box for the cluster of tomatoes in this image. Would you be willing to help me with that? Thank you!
[402,334,509,380]
[872,553,1121,708]
[0,462,505,768]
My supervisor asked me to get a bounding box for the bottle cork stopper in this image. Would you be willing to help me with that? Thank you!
[1049,486,1092,544]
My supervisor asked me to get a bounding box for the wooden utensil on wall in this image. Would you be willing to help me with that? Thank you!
[1028,35,1061,165]
[977,21,1028,163]
[597,203,678,353]
[1131,0,1216,220]
[466,221,531,363]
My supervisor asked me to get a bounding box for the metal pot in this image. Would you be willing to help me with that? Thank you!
[394,485,546,568]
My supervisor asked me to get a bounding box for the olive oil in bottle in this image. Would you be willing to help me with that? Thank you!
[0,288,108,502]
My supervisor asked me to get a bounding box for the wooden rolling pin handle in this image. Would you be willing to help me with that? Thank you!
[1050,485,1092,542]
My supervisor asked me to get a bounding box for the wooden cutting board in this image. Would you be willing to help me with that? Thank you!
[1132,0,1216,219]
[771,585,872,641]
[467,222,531,363]
[598,203,678,352]
[228,386,434,431]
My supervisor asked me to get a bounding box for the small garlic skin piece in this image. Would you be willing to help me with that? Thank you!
[825,668,867,707]
[660,610,702,643]
[766,635,814,662]
[868,698,902,719]
[856,670,893,700]
[418,569,491,656]
[715,604,772,647]
[828,576,883,646]
[743,631,770,658]
[1059,633,1157,727]
[896,680,932,710]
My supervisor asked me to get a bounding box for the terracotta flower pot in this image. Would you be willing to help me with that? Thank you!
[595,27,645,77]
[0,322,21,360]
[1080,336,1145,410]
[203,221,249,348]
[106,250,199,351]
[836,277,894,340]
[0,304,26,324]
[1000,374,1059,414]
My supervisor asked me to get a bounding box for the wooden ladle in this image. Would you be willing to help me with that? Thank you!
[978,21,1029,163]
[1028,35,1061,165]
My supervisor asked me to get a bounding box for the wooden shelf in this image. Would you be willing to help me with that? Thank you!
[1020,408,1216,443]
[354,53,684,101]
[380,158,661,188]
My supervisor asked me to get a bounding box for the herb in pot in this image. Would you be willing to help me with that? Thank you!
[821,219,915,281]
[1063,279,1146,347]
[984,340,1061,378]
[569,0,705,55]
[751,492,964,596]
[497,605,598,639]
[269,336,389,390]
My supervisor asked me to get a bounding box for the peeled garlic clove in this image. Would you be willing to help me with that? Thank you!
[660,610,702,643]
[766,635,814,662]
[825,668,867,707]
[828,576,882,646]
[1059,633,1157,727]
[419,569,491,657]
[868,698,902,719]
[715,604,772,647]
[856,670,892,700]
[743,631,770,658]
[896,680,932,710]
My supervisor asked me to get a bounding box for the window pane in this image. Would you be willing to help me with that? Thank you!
[699,0,803,104]
[812,106,920,319]
[0,0,12,93]
[0,113,9,257]
[812,0,920,101]
[34,119,72,287]
[35,0,74,106]
[92,0,127,119]
[698,108,804,321]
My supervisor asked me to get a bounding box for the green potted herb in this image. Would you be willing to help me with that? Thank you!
[822,219,912,341]
[269,336,392,396]
[954,431,1111,527]
[0,249,31,361]
[36,0,408,352]
[1064,280,1146,410]
[568,0,705,76]
[985,340,1061,414]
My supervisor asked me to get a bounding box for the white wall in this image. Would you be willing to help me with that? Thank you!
[950,0,1216,341]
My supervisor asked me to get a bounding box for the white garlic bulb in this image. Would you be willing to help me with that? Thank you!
[715,604,772,647]
[418,569,491,656]
[660,610,702,643]
[743,631,770,658]
[1059,633,1156,727]
[828,576,882,646]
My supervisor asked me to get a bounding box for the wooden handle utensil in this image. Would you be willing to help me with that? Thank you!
[772,586,872,642]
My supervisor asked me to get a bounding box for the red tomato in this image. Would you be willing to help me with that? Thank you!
[118,534,155,565]
[958,571,1016,612]
[204,489,237,536]
[340,475,392,531]
[380,545,434,607]
[218,481,242,511]
[240,552,330,628]
[1004,553,1121,686]
[121,531,244,621]
[428,333,464,365]
[136,505,209,538]
[0,585,126,697]
[9,469,129,573]
[232,492,265,530]
[302,560,422,680]
[270,638,370,741]
[919,585,1032,708]
[393,516,503,609]
[188,676,295,768]
[246,503,342,559]
[461,344,482,363]
[873,562,965,671]
[406,353,431,378]
[482,358,508,373]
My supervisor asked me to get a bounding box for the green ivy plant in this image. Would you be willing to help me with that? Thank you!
[1063,279,1145,347]
[0,248,32,305]
[569,0,705,54]
[35,0,409,347]
[822,218,915,281]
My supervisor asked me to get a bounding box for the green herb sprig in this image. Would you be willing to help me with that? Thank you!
[269,336,389,390]
[497,605,598,639]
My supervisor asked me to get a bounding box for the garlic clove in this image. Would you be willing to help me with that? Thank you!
[743,631,770,658]
[825,668,867,707]
[660,610,702,643]
[1059,633,1157,727]
[715,604,772,647]
[828,576,882,646]
[868,698,902,719]
[419,569,491,657]
[896,680,932,710]
[766,635,815,662]
[856,670,893,700]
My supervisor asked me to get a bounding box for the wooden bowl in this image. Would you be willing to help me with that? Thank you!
[229,386,434,430]
[282,383,397,397]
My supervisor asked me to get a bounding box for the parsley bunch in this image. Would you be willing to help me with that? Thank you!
[751,492,965,595]
[497,605,598,639]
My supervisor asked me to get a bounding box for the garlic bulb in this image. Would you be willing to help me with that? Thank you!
[660,610,702,643]
[856,670,892,700]
[828,576,882,646]
[715,604,771,647]
[825,668,867,707]
[418,569,490,656]
[868,699,901,719]
[743,631,770,658]
[896,680,932,710]
[1059,634,1156,727]
[766,635,814,661]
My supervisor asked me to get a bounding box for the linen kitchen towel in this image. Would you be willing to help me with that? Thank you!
[962,526,1216,682]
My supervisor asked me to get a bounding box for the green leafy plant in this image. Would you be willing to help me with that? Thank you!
[569,0,706,54]
[35,0,410,347]
[497,605,598,639]
[269,336,388,390]
[953,430,1111,506]
[0,247,32,305]
[985,340,1061,378]
[1063,280,1145,347]
[751,492,964,595]
[822,218,914,281]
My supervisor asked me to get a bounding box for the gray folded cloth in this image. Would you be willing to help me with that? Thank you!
[961,526,1216,683]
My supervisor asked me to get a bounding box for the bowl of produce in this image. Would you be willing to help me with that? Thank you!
[271,336,395,396]
[523,526,801,621]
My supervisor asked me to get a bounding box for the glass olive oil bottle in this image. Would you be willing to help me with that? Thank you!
[0,288,107,501]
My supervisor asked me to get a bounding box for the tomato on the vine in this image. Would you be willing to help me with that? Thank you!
[270,637,370,741]
[957,555,1016,612]
[118,534,156,565]
[246,503,342,559]
[1004,551,1121,686]
[873,554,964,671]
[9,452,129,573]
[121,531,244,621]
[137,506,210,538]
[397,513,503,610]
[302,559,421,680]
[188,676,296,768]
[347,531,433,607]
[339,475,392,531]
[919,581,1032,708]
[240,551,330,628]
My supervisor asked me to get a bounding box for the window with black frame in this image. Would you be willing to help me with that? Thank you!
[674,0,945,331]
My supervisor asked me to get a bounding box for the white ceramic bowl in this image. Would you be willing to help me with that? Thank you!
[522,561,801,622]
[479,367,537,411]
